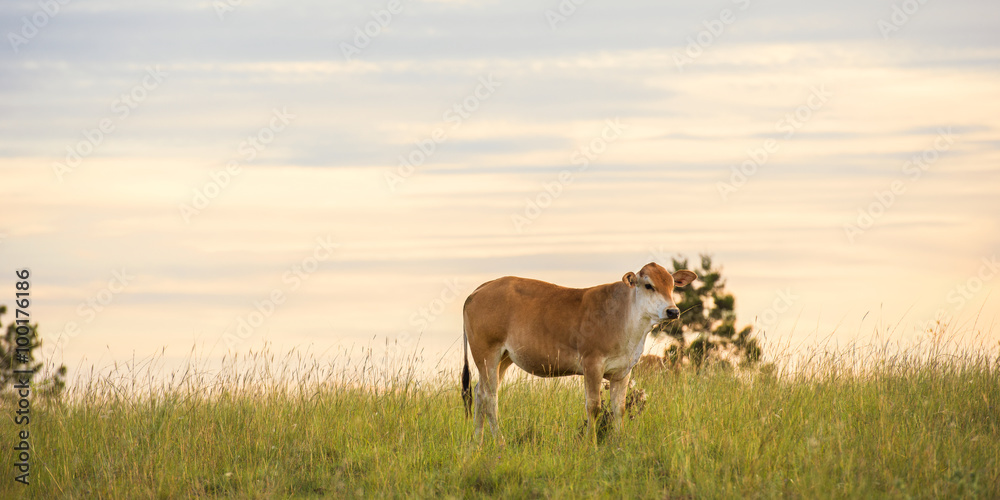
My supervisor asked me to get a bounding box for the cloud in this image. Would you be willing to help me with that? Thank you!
[2,0,998,370]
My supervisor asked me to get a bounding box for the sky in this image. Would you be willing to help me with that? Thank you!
[1,0,999,379]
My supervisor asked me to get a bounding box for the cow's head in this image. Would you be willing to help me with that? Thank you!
[623,262,697,322]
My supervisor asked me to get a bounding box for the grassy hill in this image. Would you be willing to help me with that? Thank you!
[2,343,998,499]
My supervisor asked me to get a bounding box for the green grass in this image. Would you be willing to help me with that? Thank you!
[3,342,999,499]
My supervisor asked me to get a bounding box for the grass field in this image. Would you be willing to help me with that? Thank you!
[3,338,999,499]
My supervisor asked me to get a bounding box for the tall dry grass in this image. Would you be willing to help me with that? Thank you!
[2,328,998,499]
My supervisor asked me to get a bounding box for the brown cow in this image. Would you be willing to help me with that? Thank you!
[460,262,697,446]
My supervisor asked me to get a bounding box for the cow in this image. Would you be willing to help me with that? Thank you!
[460,262,697,446]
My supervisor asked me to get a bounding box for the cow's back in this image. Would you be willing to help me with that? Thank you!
[464,276,596,375]
[465,276,578,326]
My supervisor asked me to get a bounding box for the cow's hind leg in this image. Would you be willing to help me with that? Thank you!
[484,353,506,446]
[472,376,486,446]
[473,348,505,447]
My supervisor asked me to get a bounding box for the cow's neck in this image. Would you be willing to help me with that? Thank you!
[622,289,658,349]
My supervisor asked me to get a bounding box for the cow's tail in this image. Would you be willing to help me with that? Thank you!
[461,325,473,419]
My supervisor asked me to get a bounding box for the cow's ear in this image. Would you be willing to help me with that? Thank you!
[672,270,697,287]
[623,272,637,287]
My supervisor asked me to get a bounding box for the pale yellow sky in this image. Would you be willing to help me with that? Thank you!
[2,1,999,376]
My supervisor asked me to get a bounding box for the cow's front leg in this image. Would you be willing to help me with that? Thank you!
[582,360,604,447]
[608,371,631,434]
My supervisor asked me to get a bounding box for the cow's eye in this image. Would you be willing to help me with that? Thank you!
[644,284,654,291]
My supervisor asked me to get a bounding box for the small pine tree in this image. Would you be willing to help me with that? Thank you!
[651,255,762,370]
[1,305,67,399]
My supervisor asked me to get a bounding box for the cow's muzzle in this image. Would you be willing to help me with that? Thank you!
[665,307,680,320]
